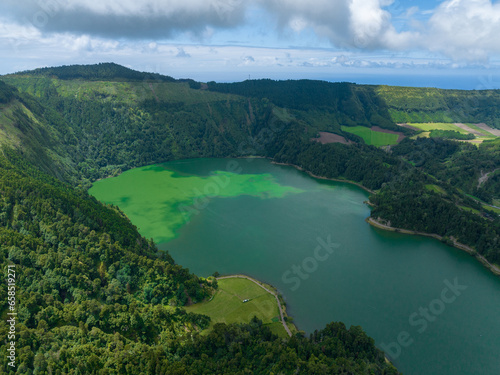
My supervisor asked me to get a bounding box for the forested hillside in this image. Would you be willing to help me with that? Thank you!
[1,63,499,372]
[376,85,500,127]
[2,68,281,188]
[0,150,399,373]
[12,62,176,82]
[0,65,401,373]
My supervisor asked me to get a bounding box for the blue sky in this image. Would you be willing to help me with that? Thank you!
[1,0,500,89]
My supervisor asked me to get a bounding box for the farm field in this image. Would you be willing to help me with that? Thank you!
[406,122,469,133]
[184,277,291,338]
[403,122,498,144]
[341,125,400,146]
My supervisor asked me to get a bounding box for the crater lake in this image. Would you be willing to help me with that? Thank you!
[89,158,500,375]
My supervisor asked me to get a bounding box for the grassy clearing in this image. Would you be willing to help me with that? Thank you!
[459,205,481,215]
[411,131,430,139]
[184,278,291,338]
[407,123,468,134]
[483,205,500,214]
[425,184,446,194]
[341,126,399,146]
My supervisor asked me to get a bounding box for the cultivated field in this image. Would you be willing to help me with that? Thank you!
[402,122,498,144]
[406,122,469,133]
[341,125,401,146]
[312,132,351,144]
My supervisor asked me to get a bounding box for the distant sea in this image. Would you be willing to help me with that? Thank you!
[211,71,500,90]
[324,73,499,90]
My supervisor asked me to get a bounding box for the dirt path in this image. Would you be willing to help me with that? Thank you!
[475,123,500,137]
[453,123,485,136]
[217,274,292,337]
[148,82,160,102]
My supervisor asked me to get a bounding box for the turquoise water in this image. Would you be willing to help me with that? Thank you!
[92,158,500,375]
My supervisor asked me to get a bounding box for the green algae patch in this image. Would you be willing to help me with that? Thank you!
[89,163,303,243]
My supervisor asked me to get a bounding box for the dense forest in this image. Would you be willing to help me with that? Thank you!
[12,62,177,83]
[376,85,500,127]
[0,150,398,373]
[1,63,499,372]
[0,65,402,373]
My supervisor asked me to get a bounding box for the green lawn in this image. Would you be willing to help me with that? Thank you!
[184,278,292,338]
[341,126,399,146]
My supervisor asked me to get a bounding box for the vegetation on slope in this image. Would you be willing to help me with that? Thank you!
[1,63,499,372]
[392,137,500,203]
[2,71,282,188]
[0,151,400,373]
[0,66,401,373]
[376,85,500,128]
[11,62,176,82]
[208,79,398,130]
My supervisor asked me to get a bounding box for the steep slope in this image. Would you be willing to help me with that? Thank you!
[2,64,499,264]
[376,85,500,128]
[0,81,78,182]
[2,69,289,187]
[0,66,401,373]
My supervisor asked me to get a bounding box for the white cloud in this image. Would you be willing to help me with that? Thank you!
[260,0,416,50]
[424,0,500,61]
[0,0,247,38]
[1,0,500,65]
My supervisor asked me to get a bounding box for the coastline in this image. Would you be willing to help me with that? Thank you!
[367,217,500,277]
[216,274,298,337]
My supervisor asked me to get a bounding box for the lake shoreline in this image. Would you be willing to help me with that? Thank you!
[269,160,376,194]
[91,156,500,278]
[266,158,500,278]
[367,217,500,277]
[215,273,396,365]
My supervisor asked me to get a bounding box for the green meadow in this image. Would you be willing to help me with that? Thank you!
[185,278,293,338]
[341,126,399,146]
[89,162,303,243]
[407,122,468,133]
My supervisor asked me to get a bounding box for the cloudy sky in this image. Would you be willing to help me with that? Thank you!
[1,0,500,88]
